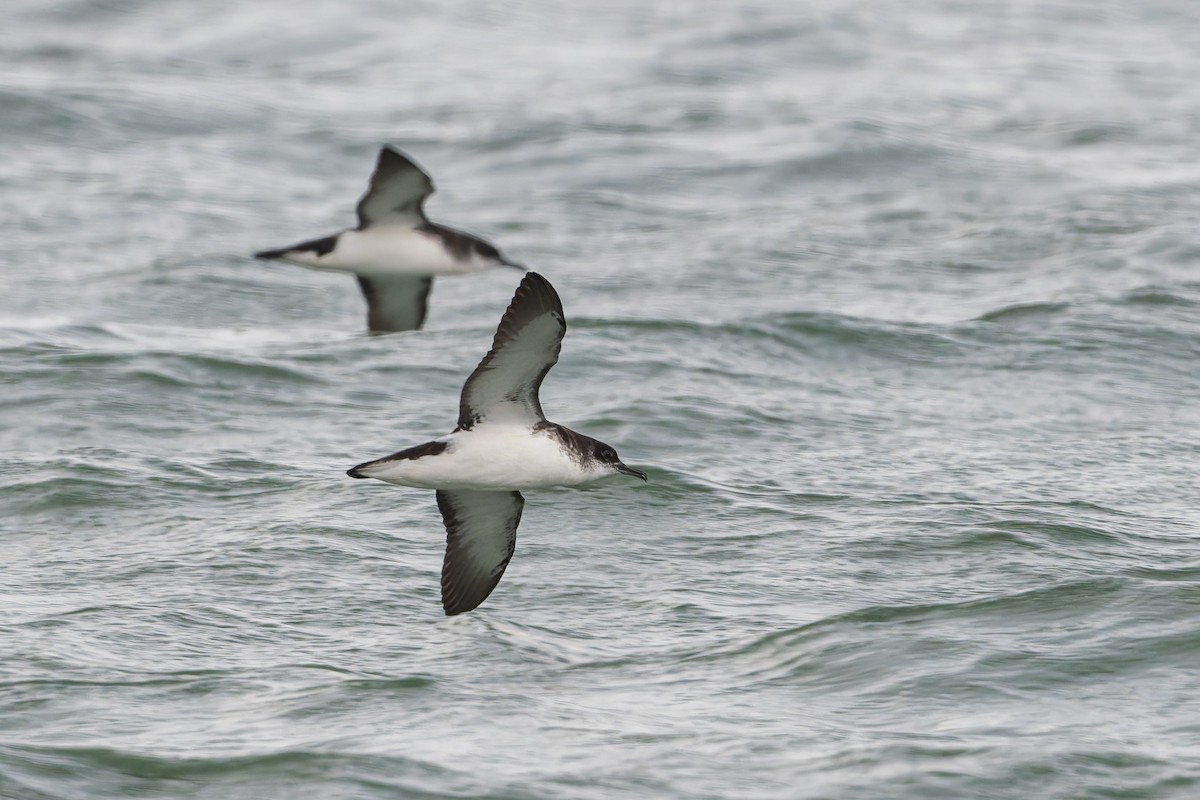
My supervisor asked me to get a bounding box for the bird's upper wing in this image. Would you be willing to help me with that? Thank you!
[356,275,433,333]
[436,489,524,615]
[457,272,565,430]
[355,146,435,229]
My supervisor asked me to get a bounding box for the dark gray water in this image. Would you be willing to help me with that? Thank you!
[4,1,1200,798]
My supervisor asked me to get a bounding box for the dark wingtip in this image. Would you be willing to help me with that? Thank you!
[376,145,422,175]
[254,248,286,260]
[500,258,526,271]
[483,271,564,351]
[491,271,563,340]
[346,465,369,479]
[442,595,486,615]
[518,271,559,304]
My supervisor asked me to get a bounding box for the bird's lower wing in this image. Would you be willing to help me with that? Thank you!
[436,489,524,615]
[356,275,433,332]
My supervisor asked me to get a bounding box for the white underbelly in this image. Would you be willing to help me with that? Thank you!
[366,429,587,491]
[318,227,482,276]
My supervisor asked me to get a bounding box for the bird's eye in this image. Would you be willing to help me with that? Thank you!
[600,448,616,461]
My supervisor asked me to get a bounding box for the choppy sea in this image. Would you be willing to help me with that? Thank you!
[4,1,1200,797]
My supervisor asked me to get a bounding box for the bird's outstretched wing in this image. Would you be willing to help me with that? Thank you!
[355,275,433,332]
[457,272,565,430]
[355,146,435,229]
[436,489,524,615]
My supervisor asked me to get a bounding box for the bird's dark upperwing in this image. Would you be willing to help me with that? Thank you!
[355,275,433,333]
[436,489,524,615]
[355,146,435,229]
[457,272,565,430]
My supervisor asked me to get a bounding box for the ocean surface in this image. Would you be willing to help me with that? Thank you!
[4,1,1200,797]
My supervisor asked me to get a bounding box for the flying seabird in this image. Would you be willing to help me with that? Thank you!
[347,272,647,615]
[255,146,523,333]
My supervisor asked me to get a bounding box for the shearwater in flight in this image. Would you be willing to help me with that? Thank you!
[254,146,522,333]
[347,272,647,615]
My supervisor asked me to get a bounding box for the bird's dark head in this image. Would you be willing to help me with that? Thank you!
[589,440,647,482]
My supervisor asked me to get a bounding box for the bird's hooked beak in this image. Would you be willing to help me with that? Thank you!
[615,462,648,482]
